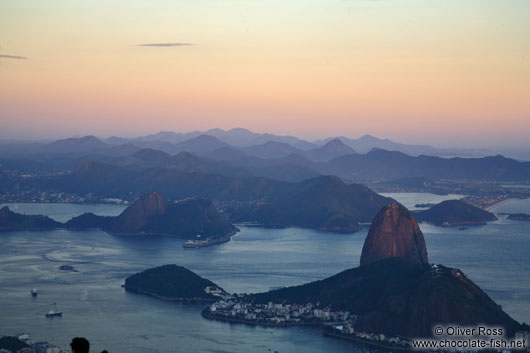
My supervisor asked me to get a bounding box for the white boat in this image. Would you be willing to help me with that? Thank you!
[45,303,62,317]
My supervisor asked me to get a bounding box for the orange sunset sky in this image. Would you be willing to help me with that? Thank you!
[1,0,529,148]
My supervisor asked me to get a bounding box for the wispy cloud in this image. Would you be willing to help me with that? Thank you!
[137,43,194,47]
[0,54,28,60]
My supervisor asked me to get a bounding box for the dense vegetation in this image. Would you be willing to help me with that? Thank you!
[125,264,224,300]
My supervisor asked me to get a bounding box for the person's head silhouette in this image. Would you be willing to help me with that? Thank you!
[70,337,90,353]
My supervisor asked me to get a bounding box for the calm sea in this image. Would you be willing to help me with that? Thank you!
[1,193,529,352]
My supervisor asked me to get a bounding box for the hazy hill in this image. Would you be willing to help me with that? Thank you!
[228,175,393,232]
[173,134,229,155]
[241,141,304,159]
[138,131,199,144]
[415,200,497,226]
[44,135,108,154]
[303,139,356,162]
[103,143,143,157]
[203,127,318,149]
[115,148,171,168]
[239,154,320,182]
[211,152,320,182]
[106,147,319,182]
[133,148,171,162]
[316,134,492,157]
[163,152,251,178]
[206,146,248,161]
[325,149,530,181]
[56,160,134,194]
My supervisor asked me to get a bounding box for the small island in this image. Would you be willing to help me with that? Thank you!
[414,199,497,226]
[124,265,228,303]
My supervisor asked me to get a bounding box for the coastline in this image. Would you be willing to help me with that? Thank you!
[125,288,217,304]
[202,311,419,352]
[323,331,415,352]
[201,310,321,328]
[485,198,517,211]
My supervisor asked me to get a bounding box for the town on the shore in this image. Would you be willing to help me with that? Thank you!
[201,294,412,350]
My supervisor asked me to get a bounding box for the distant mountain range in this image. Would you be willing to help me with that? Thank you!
[1,129,530,184]
[0,128,508,160]
[315,135,492,157]
[60,140,530,182]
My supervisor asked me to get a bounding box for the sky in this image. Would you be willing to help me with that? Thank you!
[1,0,529,148]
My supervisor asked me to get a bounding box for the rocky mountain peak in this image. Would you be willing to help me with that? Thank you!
[111,192,168,234]
[360,202,428,266]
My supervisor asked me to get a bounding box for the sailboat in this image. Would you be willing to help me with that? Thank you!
[45,303,62,317]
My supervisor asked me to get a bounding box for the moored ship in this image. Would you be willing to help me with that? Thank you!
[45,303,62,317]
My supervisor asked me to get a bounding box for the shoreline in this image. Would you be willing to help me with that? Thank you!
[201,311,325,328]
[202,311,419,352]
[485,198,517,211]
[323,331,416,352]
[125,288,217,304]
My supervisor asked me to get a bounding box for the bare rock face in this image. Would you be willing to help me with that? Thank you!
[360,203,428,266]
[111,192,168,234]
